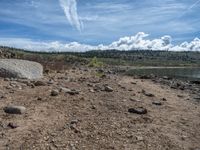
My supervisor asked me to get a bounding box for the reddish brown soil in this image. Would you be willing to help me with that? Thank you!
[0,68,199,150]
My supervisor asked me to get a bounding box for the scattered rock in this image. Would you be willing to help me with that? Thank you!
[37,97,42,101]
[34,80,46,86]
[4,78,10,81]
[104,85,113,92]
[7,122,18,129]
[91,105,96,109]
[136,136,144,141]
[190,80,200,85]
[177,95,184,98]
[131,81,137,85]
[139,75,151,79]
[162,98,167,101]
[142,90,155,97]
[61,87,80,95]
[51,89,59,96]
[70,119,79,125]
[130,98,141,102]
[97,68,104,73]
[193,97,200,100]
[70,124,80,133]
[128,107,147,115]
[89,89,95,93]
[87,83,93,87]
[60,87,71,93]
[162,76,171,80]
[67,89,80,95]
[47,79,54,85]
[152,101,162,106]
[118,84,125,89]
[94,85,102,91]
[4,105,26,114]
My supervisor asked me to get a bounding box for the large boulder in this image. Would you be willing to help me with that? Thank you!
[0,59,43,79]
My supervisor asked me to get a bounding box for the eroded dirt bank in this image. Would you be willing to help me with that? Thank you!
[0,68,199,150]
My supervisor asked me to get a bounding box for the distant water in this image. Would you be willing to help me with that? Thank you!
[126,67,200,81]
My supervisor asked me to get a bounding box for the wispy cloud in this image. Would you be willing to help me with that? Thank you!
[59,0,82,31]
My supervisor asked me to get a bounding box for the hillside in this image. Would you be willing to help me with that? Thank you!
[1,46,200,68]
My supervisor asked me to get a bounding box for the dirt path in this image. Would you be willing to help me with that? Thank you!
[0,68,199,150]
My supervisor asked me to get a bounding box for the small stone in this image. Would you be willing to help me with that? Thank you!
[47,80,54,85]
[60,87,79,95]
[89,89,95,93]
[194,97,200,100]
[37,97,42,101]
[152,101,162,106]
[162,98,167,101]
[104,86,113,92]
[142,90,155,97]
[162,76,171,80]
[190,80,200,85]
[8,122,18,129]
[91,105,96,109]
[128,107,147,115]
[51,89,59,96]
[68,89,80,95]
[130,98,141,102]
[4,105,26,114]
[131,81,137,85]
[177,95,184,98]
[70,124,80,133]
[4,78,10,81]
[34,80,46,86]
[136,136,144,141]
[70,120,79,124]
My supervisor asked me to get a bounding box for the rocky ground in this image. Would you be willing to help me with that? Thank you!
[0,67,200,150]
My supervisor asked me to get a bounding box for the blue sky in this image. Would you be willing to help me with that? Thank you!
[0,0,200,51]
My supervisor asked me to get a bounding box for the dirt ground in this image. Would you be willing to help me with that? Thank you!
[0,68,199,150]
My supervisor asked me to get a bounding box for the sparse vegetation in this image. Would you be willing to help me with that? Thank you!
[88,57,104,67]
[1,46,200,69]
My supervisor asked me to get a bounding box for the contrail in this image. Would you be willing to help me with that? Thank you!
[175,0,200,19]
[59,0,82,31]
[188,0,200,10]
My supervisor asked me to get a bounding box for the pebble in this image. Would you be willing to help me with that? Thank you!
[60,87,79,95]
[37,97,42,101]
[131,81,137,85]
[4,105,26,114]
[34,80,46,86]
[142,90,155,97]
[51,90,59,96]
[128,107,147,115]
[8,122,18,129]
[152,101,162,106]
[67,89,80,95]
[104,86,113,92]
[130,98,141,102]
[70,120,79,124]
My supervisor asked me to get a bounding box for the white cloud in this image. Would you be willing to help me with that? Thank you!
[172,38,200,51]
[98,32,173,51]
[59,0,82,31]
[0,32,199,52]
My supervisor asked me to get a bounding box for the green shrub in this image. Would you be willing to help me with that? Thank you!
[88,57,104,67]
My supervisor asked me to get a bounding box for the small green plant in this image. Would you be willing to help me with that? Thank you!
[95,72,106,78]
[88,57,104,67]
